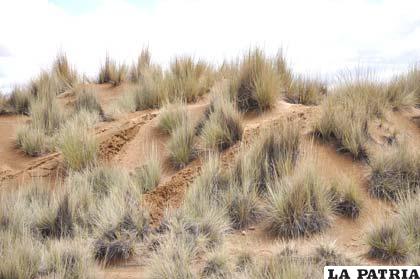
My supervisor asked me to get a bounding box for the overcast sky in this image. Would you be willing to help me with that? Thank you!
[1,0,420,92]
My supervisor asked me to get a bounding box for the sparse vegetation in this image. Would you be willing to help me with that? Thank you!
[286,76,327,105]
[52,52,79,93]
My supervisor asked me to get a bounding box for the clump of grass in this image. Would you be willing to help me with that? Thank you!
[30,97,65,135]
[34,194,74,239]
[125,68,166,111]
[58,114,98,171]
[52,52,78,93]
[312,243,353,266]
[93,190,150,265]
[286,75,327,105]
[7,86,32,115]
[201,250,232,278]
[234,48,280,112]
[129,48,151,82]
[167,122,196,169]
[157,101,188,134]
[329,175,362,219]
[132,149,161,192]
[368,141,420,201]
[235,250,254,272]
[367,222,411,263]
[314,94,369,159]
[146,233,196,279]
[398,194,420,252]
[263,163,333,238]
[0,233,42,279]
[45,238,95,278]
[248,252,320,279]
[234,121,300,194]
[74,88,104,118]
[385,75,417,110]
[16,125,51,156]
[224,176,261,230]
[201,97,243,151]
[166,57,213,102]
[98,54,127,86]
[275,50,293,94]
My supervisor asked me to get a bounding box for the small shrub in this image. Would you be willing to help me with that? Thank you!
[201,98,243,151]
[367,222,411,263]
[263,164,332,238]
[167,122,196,169]
[157,102,188,134]
[234,48,280,112]
[368,142,420,201]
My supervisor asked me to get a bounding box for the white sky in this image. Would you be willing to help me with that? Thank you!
[1,0,420,92]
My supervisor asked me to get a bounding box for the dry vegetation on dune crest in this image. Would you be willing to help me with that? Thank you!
[232,48,280,112]
[98,54,127,86]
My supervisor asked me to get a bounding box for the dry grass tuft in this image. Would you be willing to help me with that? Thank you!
[58,113,98,171]
[234,48,280,112]
[157,101,188,134]
[329,175,362,219]
[167,122,196,169]
[132,149,161,192]
[74,88,104,118]
[368,141,420,201]
[166,57,213,102]
[98,54,127,86]
[201,97,243,151]
[286,75,327,105]
[233,121,300,194]
[367,222,411,263]
[263,163,333,238]
[52,52,78,93]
